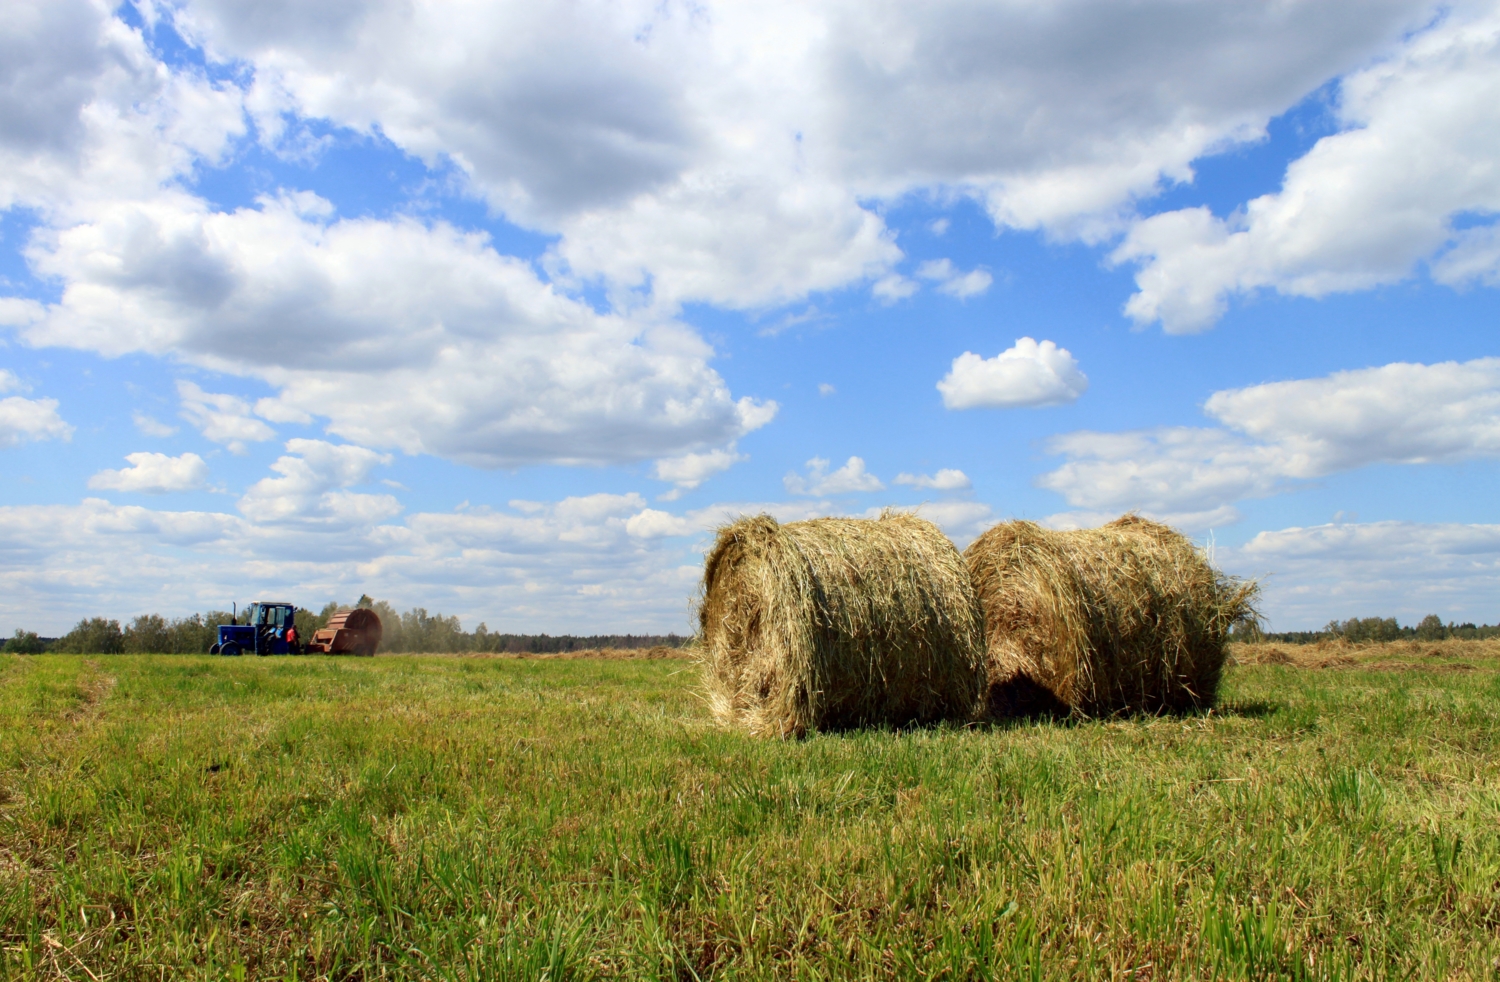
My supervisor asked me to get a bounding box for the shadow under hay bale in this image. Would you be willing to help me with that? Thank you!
[985,673,1073,721]
[698,512,987,737]
[965,515,1258,718]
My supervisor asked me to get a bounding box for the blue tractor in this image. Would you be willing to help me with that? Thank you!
[211,601,299,656]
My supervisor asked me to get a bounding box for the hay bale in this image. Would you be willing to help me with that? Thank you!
[965,515,1258,717]
[698,512,987,737]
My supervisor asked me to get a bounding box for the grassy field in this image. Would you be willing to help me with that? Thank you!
[3,642,1500,980]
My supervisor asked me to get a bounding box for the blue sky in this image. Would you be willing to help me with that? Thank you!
[3,0,1499,635]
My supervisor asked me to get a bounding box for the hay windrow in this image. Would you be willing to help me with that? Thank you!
[697,512,987,737]
[965,514,1258,717]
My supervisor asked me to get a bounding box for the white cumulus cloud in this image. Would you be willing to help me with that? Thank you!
[0,491,703,635]
[21,194,775,468]
[1039,357,1500,530]
[938,337,1088,410]
[625,508,691,539]
[1222,520,1500,629]
[0,299,45,328]
[872,273,919,304]
[893,468,972,491]
[88,452,210,494]
[1432,224,1500,288]
[238,439,398,527]
[152,0,1431,311]
[554,176,902,312]
[1116,4,1500,332]
[651,447,746,497]
[177,380,275,453]
[915,259,993,299]
[0,0,244,218]
[0,393,72,447]
[784,456,884,495]
[1204,357,1500,471]
[132,412,178,437]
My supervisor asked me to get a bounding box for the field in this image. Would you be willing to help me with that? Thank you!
[2,641,1500,980]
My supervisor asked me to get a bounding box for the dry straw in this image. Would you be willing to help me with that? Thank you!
[964,514,1258,718]
[698,512,987,737]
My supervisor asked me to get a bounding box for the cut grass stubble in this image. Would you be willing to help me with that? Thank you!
[3,646,1500,979]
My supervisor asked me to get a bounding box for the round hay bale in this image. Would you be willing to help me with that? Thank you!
[965,515,1258,718]
[698,512,987,737]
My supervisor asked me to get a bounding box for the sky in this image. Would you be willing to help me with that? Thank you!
[2,0,1499,636]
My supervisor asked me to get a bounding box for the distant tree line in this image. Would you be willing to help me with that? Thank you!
[1232,614,1500,645]
[9,601,1496,653]
[4,595,689,654]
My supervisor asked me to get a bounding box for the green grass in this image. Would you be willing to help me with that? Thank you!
[3,648,1500,980]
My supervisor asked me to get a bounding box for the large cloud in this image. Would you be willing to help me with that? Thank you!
[1117,3,1500,331]
[20,192,775,466]
[176,0,696,221]
[5,0,1479,334]
[1,0,1470,478]
[2,5,775,474]
[0,0,244,216]
[163,0,1432,308]
[1040,358,1500,529]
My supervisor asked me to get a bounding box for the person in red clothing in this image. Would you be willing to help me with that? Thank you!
[286,624,299,654]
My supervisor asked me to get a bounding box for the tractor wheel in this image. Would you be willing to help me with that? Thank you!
[220,642,242,657]
[209,643,221,655]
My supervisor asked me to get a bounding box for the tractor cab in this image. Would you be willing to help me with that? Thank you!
[212,602,298,656]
